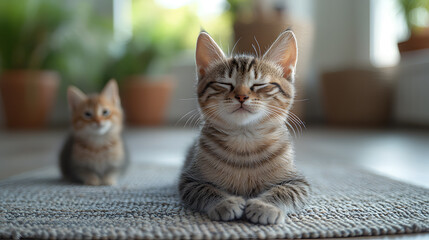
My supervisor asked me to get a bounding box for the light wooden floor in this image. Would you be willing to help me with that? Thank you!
[0,127,428,239]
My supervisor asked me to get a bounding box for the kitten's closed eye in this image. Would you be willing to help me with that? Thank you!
[250,84,268,91]
[215,82,234,92]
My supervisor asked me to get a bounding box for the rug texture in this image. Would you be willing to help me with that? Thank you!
[0,160,428,239]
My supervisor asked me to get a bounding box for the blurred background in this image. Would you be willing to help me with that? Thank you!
[0,0,428,189]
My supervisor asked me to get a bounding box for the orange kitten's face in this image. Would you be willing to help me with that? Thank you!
[68,80,122,136]
[71,95,122,135]
[195,32,298,127]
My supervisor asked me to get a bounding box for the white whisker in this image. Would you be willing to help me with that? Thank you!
[179,98,199,101]
[175,109,199,127]
[230,38,241,57]
[252,44,259,58]
[254,36,262,58]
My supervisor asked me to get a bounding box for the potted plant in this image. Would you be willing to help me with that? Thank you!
[105,0,199,126]
[397,0,429,53]
[0,1,114,128]
[0,0,69,129]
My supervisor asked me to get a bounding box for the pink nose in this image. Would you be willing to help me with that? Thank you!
[235,95,249,103]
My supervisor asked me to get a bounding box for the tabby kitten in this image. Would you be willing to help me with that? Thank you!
[179,31,309,224]
[60,79,128,186]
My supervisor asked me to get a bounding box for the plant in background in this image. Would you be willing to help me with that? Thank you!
[0,0,70,71]
[0,0,113,89]
[105,0,233,83]
[398,0,429,34]
[0,0,71,129]
[104,0,199,82]
[103,0,202,125]
[0,0,113,129]
[102,0,234,126]
[397,0,429,53]
[225,0,254,23]
[49,2,113,91]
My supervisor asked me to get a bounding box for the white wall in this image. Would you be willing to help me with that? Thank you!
[304,0,372,121]
[166,56,198,126]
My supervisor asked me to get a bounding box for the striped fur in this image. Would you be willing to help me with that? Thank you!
[179,31,309,224]
[60,80,129,186]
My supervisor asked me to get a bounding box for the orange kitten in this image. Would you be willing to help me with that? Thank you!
[60,80,129,186]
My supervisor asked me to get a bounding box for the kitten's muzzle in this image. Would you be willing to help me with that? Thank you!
[232,104,252,113]
[235,95,249,103]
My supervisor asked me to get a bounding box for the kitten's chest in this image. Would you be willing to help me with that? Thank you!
[223,131,268,153]
[197,126,293,196]
[72,140,125,167]
[202,164,287,197]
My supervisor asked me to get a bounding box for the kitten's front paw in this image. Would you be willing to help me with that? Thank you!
[83,175,101,186]
[102,176,117,186]
[245,199,285,225]
[208,196,246,221]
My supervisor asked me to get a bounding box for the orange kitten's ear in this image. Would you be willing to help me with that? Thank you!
[101,79,120,106]
[67,86,87,111]
[263,30,298,81]
[196,32,226,80]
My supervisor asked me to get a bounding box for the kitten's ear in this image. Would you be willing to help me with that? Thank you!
[101,79,120,106]
[263,30,298,81]
[67,86,87,111]
[196,32,226,79]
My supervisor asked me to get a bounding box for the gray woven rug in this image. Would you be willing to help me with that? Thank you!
[0,160,428,239]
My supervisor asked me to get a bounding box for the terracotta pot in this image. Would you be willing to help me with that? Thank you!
[398,28,429,54]
[0,70,59,129]
[121,76,174,126]
[398,29,429,54]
